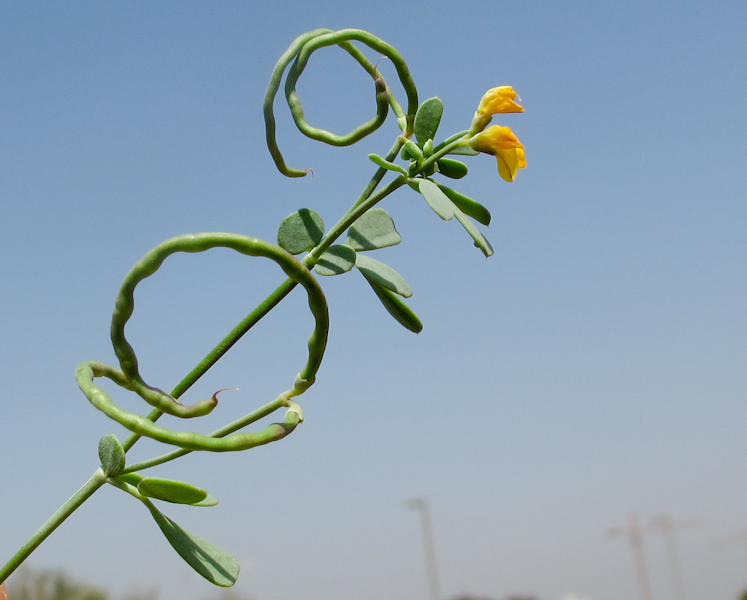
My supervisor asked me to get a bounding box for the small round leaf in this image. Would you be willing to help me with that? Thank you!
[98,433,125,477]
[347,208,402,251]
[314,244,356,276]
[277,209,325,255]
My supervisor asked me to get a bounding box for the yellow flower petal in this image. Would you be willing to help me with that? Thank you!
[469,125,526,182]
[477,86,524,116]
[495,148,520,182]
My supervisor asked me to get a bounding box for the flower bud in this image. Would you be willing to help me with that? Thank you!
[469,86,524,134]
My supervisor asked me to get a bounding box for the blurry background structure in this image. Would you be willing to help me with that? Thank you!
[1,2,746,600]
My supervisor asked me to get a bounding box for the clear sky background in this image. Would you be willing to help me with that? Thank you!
[1,2,746,600]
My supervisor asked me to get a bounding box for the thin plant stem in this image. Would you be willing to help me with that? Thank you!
[0,469,107,583]
[123,397,288,473]
[1,133,408,582]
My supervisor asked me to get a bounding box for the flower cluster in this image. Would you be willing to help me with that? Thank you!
[467,86,526,182]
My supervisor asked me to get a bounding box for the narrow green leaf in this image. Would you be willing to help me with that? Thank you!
[368,153,407,175]
[417,179,455,221]
[414,97,444,146]
[453,208,494,257]
[347,208,402,251]
[314,244,356,276]
[277,209,325,255]
[437,184,491,226]
[363,274,422,333]
[98,434,125,477]
[355,254,412,298]
[148,504,239,587]
[138,477,209,505]
[436,158,468,179]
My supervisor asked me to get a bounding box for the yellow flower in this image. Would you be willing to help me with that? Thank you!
[469,86,524,134]
[469,125,526,182]
[478,86,524,115]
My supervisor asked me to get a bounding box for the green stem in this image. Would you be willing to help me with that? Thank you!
[416,134,470,175]
[123,397,288,473]
[0,136,409,581]
[0,469,107,583]
[120,276,298,453]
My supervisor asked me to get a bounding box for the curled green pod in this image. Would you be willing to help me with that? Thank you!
[77,361,304,452]
[285,58,389,147]
[109,232,329,418]
[264,28,419,177]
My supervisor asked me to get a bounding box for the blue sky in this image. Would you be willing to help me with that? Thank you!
[1,2,746,600]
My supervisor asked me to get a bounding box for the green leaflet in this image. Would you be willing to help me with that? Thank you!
[416,179,455,221]
[147,502,239,587]
[414,97,444,146]
[436,157,468,179]
[363,274,422,334]
[277,209,325,254]
[368,153,407,175]
[314,244,357,276]
[98,434,125,477]
[355,254,412,298]
[453,208,494,257]
[437,184,491,226]
[347,208,402,251]
[138,477,209,505]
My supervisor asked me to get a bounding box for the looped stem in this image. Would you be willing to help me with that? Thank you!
[264,28,419,177]
[79,232,329,451]
[77,361,304,451]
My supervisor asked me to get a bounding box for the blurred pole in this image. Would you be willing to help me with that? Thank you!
[650,515,692,600]
[405,498,441,600]
[608,515,653,600]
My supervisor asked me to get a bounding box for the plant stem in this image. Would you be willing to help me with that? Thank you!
[0,468,107,583]
[123,141,406,456]
[123,397,288,473]
[0,136,409,580]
